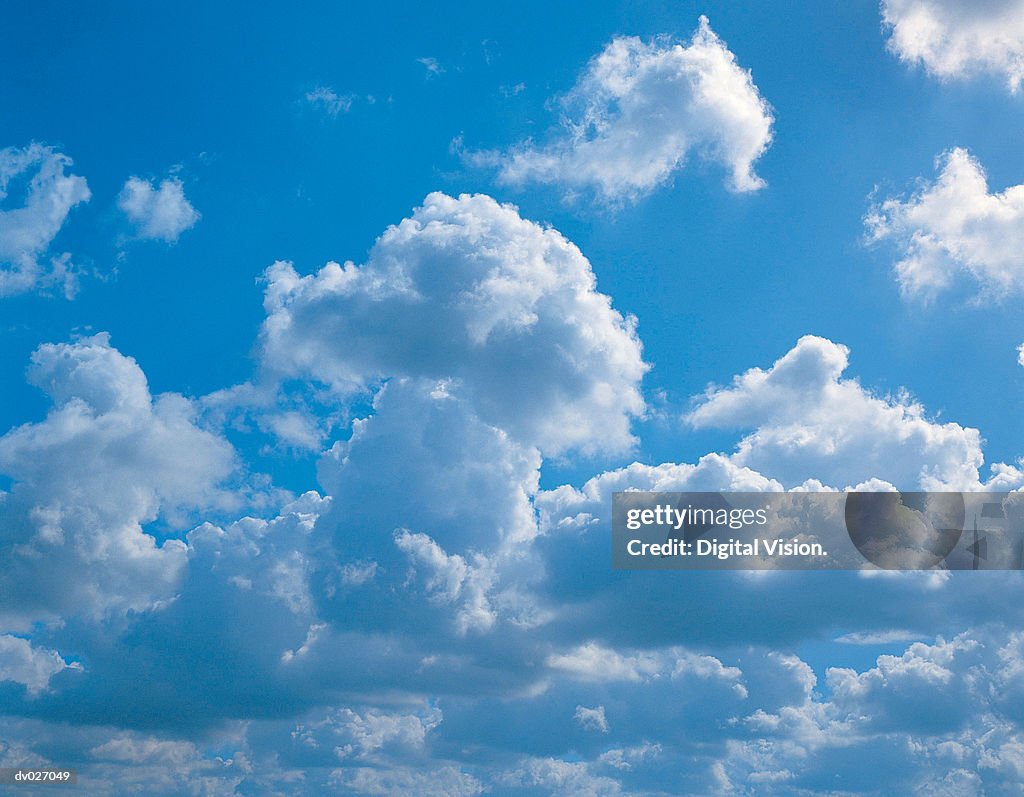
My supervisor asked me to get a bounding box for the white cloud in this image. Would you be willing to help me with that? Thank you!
[260,191,647,457]
[332,765,483,797]
[500,758,624,797]
[835,630,928,645]
[90,737,201,766]
[1019,343,1024,367]
[547,643,662,683]
[118,175,200,243]
[9,187,1024,796]
[866,148,1024,298]
[304,86,355,116]
[827,635,981,731]
[394,529,497,635]
[0,635,79,696]
[0,334,238,629]
[598,743,662,771]
[472,16,773,203]
[290,703,442,762]
[0,143,90,297]
[316,376,541,553]
[574,704,610,733]
[687,334,995,490]
[882,0,1024,92]
[416,57,445,77]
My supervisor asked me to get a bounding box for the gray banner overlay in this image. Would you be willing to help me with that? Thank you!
[612,492,1024,570]
[0,769,76,785]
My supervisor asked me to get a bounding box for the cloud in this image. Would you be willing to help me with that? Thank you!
[574,704,610,733]
[416,57,445,77]
[469,16,773,203]
[394,529,498,635]
[835,630,928,645]
[0,635,79,696]
[0,333,238,629]
[866,148,1024,299]
[499,758,625,796]
[0,143,91,298]
[6,195,1024,795]
[259,191,647,457]
[881,0,1024,92]
[687,334,996,490]
[118,175,200,243]
[304,86,355,116]
[332,765,482,797]
[547,643,662,683]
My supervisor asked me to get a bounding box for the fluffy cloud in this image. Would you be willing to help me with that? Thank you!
[260,191,647,457]
[866,148,1024,298]
[881,0,1024,91]
[0,143,90,297]
[687,334,995,490]
[118,175,200,243]
[0,334,238,629]
[6,197,1024,795]
[471,17,773,203]
[0,636,79,696]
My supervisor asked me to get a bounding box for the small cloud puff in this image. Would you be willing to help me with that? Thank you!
[118,175,200,243]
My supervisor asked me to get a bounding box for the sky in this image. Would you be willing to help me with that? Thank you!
[2,0,1024,794]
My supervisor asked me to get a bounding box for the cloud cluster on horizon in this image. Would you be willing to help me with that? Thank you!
[1,194,1023,793]
[6,5,1024,792]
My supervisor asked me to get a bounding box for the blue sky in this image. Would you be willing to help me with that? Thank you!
[3,1,1024,794]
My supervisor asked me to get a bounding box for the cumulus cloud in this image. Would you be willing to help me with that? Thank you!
[882,0,1024,92]
[260,191,647,457]
[687,334,995,490]
[499,758,625,796]
[0,635,79,696]
[253,193,649,646]
[118,175,200,243]
[0,143,90,297]
[470,16,773,203]
[867,148,1024,299]
[0,333,238,629]
[394,529,498,635]
[6,195,1024,795]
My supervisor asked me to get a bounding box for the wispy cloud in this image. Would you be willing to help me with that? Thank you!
[417,56,445,77]
[304,85,356,116]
